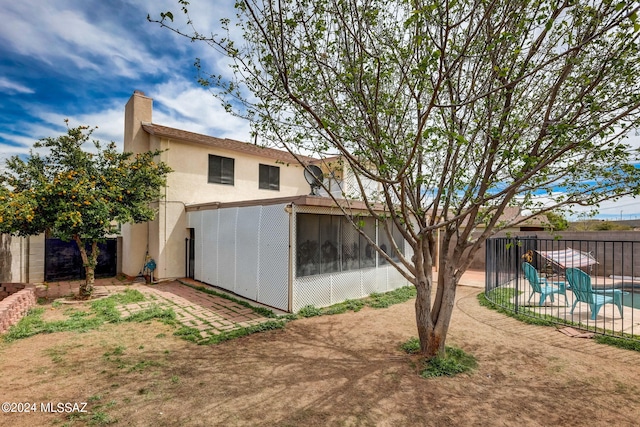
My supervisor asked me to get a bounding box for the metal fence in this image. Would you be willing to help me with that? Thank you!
[485,236,640,342]
[45,238,117,282]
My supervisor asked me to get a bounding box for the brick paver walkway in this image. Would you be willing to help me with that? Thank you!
[93,279,274,339]
[50,271,484,341]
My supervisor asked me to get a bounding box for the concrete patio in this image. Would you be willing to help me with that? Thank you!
[500,277,640,337]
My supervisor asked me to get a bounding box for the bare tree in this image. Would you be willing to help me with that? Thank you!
[154,0,640,358]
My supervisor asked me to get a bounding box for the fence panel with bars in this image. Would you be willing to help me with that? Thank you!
[485,237,640,342]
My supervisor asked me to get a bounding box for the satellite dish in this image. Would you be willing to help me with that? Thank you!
[304,164,324,196]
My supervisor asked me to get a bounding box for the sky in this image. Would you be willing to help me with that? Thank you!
[0,0,638,221]
[0,0,251,161]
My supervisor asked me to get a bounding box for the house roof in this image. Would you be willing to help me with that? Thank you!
[142,123,315,164]
[185,195,387,213]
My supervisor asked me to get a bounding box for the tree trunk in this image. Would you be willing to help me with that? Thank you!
[416,273,458,358]
[414,233,459,359]
[415,277,440,358]
[412,237,441,359]
[73,236,98,299]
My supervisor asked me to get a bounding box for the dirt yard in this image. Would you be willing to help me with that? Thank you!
[0,285,639,426]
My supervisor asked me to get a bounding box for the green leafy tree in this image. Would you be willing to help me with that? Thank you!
[545,211,569,232]
[0,124,172,298]
[593,220,633,230]
[155,0,640,358]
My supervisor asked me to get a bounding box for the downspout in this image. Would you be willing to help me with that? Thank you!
[286,203,295,313]
[162,138,169,279]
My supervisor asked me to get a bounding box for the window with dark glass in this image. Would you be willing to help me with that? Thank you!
[296,213,402,277]
[208,154,234,185]
[378,219,404,265]
[259,164,280,190]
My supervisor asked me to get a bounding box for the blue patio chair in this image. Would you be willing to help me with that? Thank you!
[522,262,568,306]
[565,268,624,320]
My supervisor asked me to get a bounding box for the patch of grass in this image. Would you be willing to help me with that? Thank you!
[298,305,323,318]
[323,299,366,315]
[204,320,286,345]
[485,287,520,301]
[420,346,477,378]
[594,335,640,352]
[400,338,476,378]
[128,359,162,372]
[89,410,117,425]
[296,286,416,319]
[3,307,105,341]
[173,326,201,343]
[103,345,125,359]
[174,320,286,345]
[90,289,146,323]
[182,282,277,318]
[400,337,421,354]
[4,307,47,341]
[63,412,89,426]
[63,307,80,316]
[366,286,416,308]
[3,289,174,342]
[44,347,67,364]
[478,291,557,327]
[124,304,176,324]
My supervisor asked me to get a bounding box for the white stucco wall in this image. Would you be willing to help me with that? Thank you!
[159,137,310,205]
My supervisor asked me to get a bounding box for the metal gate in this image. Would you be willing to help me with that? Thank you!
[45,238,117,281]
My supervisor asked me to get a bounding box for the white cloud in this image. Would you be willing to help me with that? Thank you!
[143,0,242,82]
[0,1,170,78]
[38,107,125,149]
[0,77,251,161]
[0,104,126,164]
[0,77,34,94]
[519,191,640,221]
[152,79,252,141]
[570,196,640,221]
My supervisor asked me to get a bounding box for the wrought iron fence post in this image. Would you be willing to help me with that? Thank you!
[514,237,519,315]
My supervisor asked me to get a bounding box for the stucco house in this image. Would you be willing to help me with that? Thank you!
[0,90,549,312]
[122,91,411,312]
[121,90,314,281]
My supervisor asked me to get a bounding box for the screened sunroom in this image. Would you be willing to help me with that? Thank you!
[186,195,411,312]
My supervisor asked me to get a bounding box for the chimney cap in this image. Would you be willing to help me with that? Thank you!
[133,90,146,96]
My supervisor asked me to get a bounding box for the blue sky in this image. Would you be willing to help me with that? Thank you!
[0,0,638,220]
[0,0,251,161]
